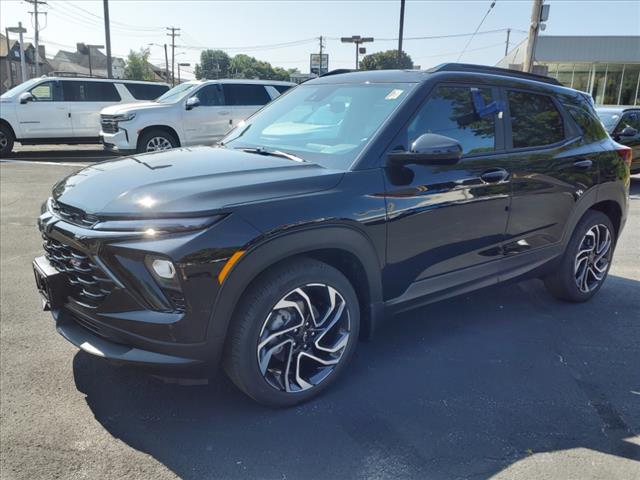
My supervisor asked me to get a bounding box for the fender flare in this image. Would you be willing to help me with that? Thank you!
[204,224,385,363]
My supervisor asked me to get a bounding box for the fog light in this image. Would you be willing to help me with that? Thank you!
[151,258,176,279]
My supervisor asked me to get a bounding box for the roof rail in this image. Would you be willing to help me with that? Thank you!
[46,71,103,78]
[428,63,562,86]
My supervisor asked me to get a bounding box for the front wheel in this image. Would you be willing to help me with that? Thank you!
[544,210,615,302]
[137,129,178,153]
[0,124,15,157]
[224,258,360,407]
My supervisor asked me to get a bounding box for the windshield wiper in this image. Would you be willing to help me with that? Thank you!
[235,147,306,163]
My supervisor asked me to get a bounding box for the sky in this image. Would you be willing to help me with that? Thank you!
[1,0,639,80]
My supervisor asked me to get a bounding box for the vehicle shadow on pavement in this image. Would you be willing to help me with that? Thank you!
[72,276,640,479]
[6,148,115,163]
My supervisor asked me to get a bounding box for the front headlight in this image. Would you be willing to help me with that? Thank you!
[111,113,136,122]
[92,215,224,235]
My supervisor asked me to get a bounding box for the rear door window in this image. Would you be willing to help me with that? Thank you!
[62,81,121,102]
[273,85,292,94]
[507,91,565,148]
[406,85,498,156]
[223,84,271,106]
[123,83,169,100]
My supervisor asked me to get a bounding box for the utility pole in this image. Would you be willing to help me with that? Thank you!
[504,28,511,56]
[319,35,323,75]
[26,0,47,77]
[341,35,374,70]
[166,27,180,86]
[397,0,406,68]
[103,0,112,78]
[7,23,28,83]
[523,0,544,73]
[164,44,169,83]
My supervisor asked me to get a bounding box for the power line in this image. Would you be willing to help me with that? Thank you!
[457,1,498,61]
[176,37,317,52]
[59,0,164,32]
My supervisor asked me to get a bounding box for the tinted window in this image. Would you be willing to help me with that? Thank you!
[62,81,121,102]
[30,81,57,101]
[193,84,224,106]
[616,111,640,132]
[508,91,565,148]
[273,85,292,94]
[407,85,496,156]
[223,84,271,106]
[123,83,169,100]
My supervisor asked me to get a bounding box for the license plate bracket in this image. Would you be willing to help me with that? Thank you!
[33,255,68,311]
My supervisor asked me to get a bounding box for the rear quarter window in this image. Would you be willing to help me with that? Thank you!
[123,83,170,100]
[561,94,608,142]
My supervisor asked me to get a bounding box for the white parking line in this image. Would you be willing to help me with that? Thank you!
[0,159,90,167]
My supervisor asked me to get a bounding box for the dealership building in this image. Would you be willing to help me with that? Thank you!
[497,36,640,106]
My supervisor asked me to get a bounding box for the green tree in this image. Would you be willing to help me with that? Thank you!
[124,48,154,81]
[360,49,414,70]
[195,49,231,79]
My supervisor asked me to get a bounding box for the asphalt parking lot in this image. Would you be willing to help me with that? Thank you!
[1,148,639,479]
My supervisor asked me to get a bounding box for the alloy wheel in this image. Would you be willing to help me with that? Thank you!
[145,136,173,152]
[574,224,612,293]
[257,283,351,393]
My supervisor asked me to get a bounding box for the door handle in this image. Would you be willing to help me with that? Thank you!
[480,168,509,183]
[573,159,593,169]
[218,111,231,115]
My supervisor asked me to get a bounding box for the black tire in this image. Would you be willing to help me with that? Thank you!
[224,257,360,407]
[137,129,178,154]
[0,123,15,157]
[544,210,615,302]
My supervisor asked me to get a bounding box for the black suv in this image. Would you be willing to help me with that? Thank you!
[34,64,631,406]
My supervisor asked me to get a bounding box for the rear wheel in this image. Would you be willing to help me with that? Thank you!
[224,258,360,407]
[137,129,178,153]
[544,210,615,302]
[0,124,15,157]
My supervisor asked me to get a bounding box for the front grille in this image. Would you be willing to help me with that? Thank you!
[50,200,97,228]
[100,115,119,134]
[43,234,115,309]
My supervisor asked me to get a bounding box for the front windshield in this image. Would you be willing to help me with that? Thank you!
[222,82,415,169]
[0,78,41,99]
[155,82,197,104]
[597,111,621,132]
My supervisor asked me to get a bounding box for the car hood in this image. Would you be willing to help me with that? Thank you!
[52,146,343,218]
[100,101,170,115]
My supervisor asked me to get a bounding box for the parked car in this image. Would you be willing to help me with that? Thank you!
[99,79,295,154]
[34,64,631,406]
[0,77,169,156]
[596,106,640,174]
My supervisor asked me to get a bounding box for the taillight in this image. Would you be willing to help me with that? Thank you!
[617,146,632,168]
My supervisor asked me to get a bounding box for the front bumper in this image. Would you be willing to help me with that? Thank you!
[100,128,136,153]
[36,206,262,370]
[55,308,201,367]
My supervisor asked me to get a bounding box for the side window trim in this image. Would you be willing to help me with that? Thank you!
[502,87,579,152]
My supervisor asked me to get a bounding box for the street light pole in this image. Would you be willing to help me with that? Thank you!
[177,62,190,84]
[340,35,374,70]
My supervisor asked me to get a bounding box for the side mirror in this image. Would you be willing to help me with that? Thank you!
[618,125,638,137]
[387,133,463,167]
[19,92,35,104]
[185,96,200,110]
